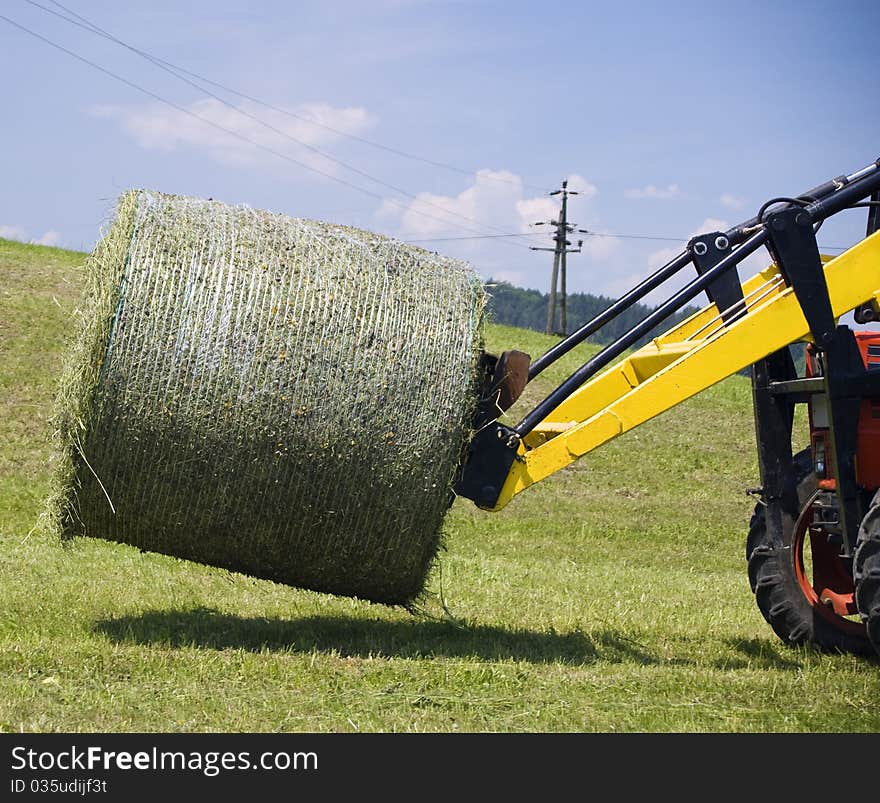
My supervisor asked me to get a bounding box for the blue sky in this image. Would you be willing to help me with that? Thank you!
[1,0,878,298]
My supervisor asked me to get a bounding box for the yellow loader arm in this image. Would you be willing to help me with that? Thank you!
[497,235,880,509]
[455,158,880,513]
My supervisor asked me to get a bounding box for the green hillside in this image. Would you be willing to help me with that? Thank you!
[1,237,877,733]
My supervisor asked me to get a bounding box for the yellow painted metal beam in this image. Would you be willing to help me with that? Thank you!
[491,235,880,510]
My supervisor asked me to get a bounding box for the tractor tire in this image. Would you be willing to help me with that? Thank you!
[853,490,880,657]
[746,449,874,655]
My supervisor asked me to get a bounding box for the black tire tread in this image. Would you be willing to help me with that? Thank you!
[853,489,880,656]
[746,449,874,656]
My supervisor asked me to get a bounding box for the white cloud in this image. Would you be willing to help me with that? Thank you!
[380,170,605,239]
[720,193,744,210]
[625,183,681,200]
[379,169,614,243]
[92,99,376,175]
[515,196,557,230]
[578,230,620,262]
[0,225,62,247]
[518,174,615,263]
[375,170,617,287]
[0,225,27,241]
[693,217,730,236]
[34,230,61,246]
[514,174,598,230]
[376,168,526,239]
[566,174,598,199]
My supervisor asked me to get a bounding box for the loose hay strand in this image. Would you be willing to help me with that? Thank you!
[48,191,486,604]
[46,191,140,537]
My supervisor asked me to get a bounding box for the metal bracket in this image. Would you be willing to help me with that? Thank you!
[765,208,836,349]
[751,347,798,535]
[689,231,745,324]
[768,376,825,404]
[855,189,880,324]
[820,328,866,556]
[454,422,520,509]
[764,208,865,554]
[471,350,531,430]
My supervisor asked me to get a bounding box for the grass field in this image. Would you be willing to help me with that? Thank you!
[1,236,878,732]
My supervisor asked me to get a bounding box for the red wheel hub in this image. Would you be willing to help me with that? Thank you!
[792,492,865,636]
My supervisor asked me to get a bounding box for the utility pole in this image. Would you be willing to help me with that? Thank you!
[547,233,561,335]
[559,186,570,336]
[531,180,583,335]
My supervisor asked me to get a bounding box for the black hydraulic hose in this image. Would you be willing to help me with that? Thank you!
[726,158,880,246]
[516,156,879,437]
[515,230,768,438]
[526,159,880,387]
[527,250,692,380]
[805,165,880,223]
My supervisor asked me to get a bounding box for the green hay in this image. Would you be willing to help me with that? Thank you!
[48,191,486,604]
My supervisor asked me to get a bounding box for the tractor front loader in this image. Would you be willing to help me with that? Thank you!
[456,157,880,657]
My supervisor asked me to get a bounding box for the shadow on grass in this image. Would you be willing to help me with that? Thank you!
[723,635,880,667]
[716,637,816,670]
[94,607,659,665]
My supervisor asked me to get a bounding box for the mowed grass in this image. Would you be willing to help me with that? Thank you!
[1,236,877,733]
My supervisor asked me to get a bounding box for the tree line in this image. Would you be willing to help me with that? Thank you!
[483,280,699,348]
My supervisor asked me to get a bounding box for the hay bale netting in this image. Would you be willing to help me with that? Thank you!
[49,190,486,604]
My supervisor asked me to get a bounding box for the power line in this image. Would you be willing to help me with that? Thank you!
[407,230,686,243]
[7,8,858,260]
[580,230,685,242]
[36,0,551,195]
[21,1,534,248]
[406,232,544,242]
[0,15,371,198]
[2,13,537,250]
[580,229,850,250]
[405,231,693,244]
[405,229,854,251]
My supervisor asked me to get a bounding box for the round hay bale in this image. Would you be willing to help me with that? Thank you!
[50,191,486,604]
